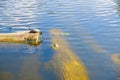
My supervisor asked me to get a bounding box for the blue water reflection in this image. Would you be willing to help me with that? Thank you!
[0,0,120,80]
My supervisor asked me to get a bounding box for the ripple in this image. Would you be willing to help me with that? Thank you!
[0,0,120,80]
[0,0,40,27]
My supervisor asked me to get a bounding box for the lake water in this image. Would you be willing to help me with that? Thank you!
[0,0,120,80]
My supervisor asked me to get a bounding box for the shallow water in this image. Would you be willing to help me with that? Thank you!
[0,0,120,80]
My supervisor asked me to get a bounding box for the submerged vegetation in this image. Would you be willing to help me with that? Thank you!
[47,29,89,80]
[0,0,120,80]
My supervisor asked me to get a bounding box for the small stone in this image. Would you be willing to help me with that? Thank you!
[51,43,59,49]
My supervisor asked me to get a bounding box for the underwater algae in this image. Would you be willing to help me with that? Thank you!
[47,28,89,80]
[111,54,120,80]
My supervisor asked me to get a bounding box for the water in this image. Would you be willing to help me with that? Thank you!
[0,0,120,80]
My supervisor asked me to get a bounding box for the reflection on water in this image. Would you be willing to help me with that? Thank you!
[78,28,107,54]
[0,0,39,26]
[47,29,89,80]
[0,0,120,80]
[113,0,120,16]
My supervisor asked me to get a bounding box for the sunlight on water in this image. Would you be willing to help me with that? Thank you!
[0,0,39,26]
[0,0,120,80]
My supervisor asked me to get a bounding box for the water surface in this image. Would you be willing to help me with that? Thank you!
[0,0,120,80]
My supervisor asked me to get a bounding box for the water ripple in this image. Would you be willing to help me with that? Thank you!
[0,0,120,80]
[0,0,40,27]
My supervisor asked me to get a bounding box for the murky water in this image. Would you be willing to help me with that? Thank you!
[0,0,120,80]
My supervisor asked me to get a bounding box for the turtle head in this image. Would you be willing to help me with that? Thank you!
[29,28,42,35]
